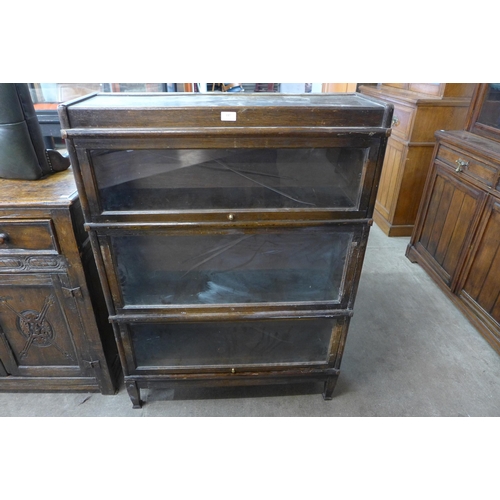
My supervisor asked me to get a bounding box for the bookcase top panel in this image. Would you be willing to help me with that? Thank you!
[59,92,393,130]
[64,92,385,109]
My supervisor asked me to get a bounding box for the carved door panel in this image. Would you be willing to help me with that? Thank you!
[460,198,500,325]
[0,273,89,377]
[413,164,486,289]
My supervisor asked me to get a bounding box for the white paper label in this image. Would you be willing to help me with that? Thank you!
[221,111,237,122]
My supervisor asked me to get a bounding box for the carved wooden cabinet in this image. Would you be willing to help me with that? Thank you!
[407,84,500,356]
[0,169,120,393]
[359,84,476,236]
[59,92,393,407]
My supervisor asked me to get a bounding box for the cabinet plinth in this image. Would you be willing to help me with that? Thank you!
[59,92,393,407]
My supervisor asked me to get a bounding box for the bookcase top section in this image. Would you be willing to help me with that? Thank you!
[59,92,393,131]
[63,92,388,109]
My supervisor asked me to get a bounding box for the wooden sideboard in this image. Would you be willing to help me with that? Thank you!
[59,92,393,407]
[407,84,500,356]
[406,130,500,355]
[0,169,120,393]
[359,84,476,236]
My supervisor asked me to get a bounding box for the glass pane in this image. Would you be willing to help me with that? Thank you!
[130,318,335,367]
[91,148,367,211]
[112,227,353,306]
[477,83,500,131]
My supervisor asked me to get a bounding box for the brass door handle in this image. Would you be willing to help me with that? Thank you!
[0,233,9,245]
[392,116,400,127]
[455,159,469,172]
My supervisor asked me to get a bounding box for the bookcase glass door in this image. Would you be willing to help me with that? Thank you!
[110,226,354,307]
[91,147,368,212]
[129,318,338,369]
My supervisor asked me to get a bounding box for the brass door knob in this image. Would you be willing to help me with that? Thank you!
[392,116,400,127]
[0,233,8,245]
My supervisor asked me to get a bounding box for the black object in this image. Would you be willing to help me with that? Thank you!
[0,83,70,180]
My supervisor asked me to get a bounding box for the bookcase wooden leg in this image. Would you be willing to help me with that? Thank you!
[323,374,339,400]
[126,380,142,408]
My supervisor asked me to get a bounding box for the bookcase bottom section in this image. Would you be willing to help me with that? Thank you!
[124,368,341,409]
[118,316,349,407]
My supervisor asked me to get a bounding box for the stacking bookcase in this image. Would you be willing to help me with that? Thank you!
[59,92,393,407]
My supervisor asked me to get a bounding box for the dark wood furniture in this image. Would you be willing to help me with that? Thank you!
[407,84,500,356]
[30,84,174,149]
[59,92,393,407]
[359,84,476,236]
[0,169,120,393]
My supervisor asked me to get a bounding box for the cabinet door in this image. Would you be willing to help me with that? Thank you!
[375,137,406,222]
[375,137,437,233]
[0,274,87,378]
[412,164,486,288]
[460,197,500,330]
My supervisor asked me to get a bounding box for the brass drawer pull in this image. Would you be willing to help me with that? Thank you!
[455,158,469,172]
[392,116,400,127]
[0,233,9,245]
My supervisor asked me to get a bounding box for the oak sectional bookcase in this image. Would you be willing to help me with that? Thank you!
[59,92,393,407]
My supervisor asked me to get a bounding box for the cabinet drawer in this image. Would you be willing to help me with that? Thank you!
[0,220,59,254]
[390,103,415,141]
[436,145,498,187]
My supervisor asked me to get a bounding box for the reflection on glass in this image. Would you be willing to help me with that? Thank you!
[131,318,335,367]
[91,148,367,211]
[477,83,500,130]
[28,83,170,104]
[113,227,352,306]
